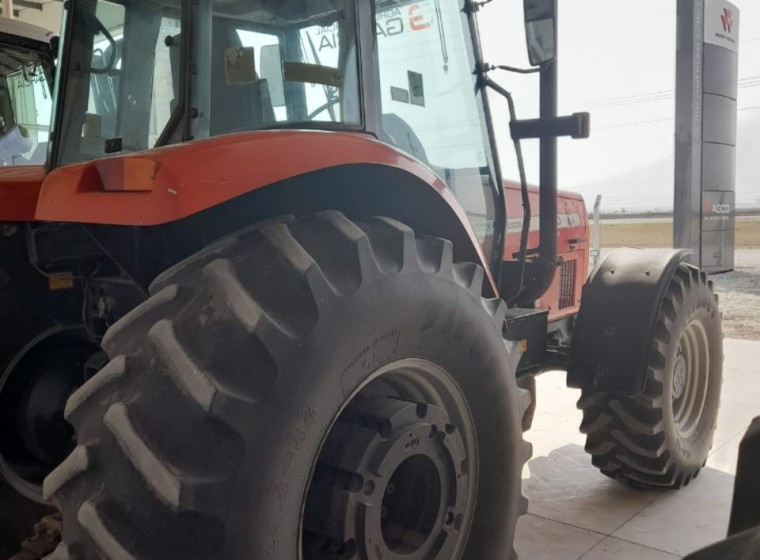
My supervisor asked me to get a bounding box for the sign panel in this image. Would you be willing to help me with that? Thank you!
[702,229,735,271]
[674,0,739,273]
[704,0,740,54]
[702,191,735,232]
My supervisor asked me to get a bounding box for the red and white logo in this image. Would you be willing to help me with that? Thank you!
[721,8,734,33]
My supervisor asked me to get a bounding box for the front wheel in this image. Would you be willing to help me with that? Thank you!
[578,264,723,488]
[46,213,531,559]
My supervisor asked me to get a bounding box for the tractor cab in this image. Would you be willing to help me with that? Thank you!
[0,20,56,167]
[51,0,513,257]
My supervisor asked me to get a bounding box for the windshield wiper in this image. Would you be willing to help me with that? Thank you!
[434,0,449,71]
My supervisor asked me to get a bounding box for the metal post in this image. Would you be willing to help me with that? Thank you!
[591,194,602,266]
[507,0,561,306]
[674,0,739,273]
[538,49,558,269]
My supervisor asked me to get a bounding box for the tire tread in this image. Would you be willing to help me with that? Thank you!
[577,264,722,489]
[47,213,530,559]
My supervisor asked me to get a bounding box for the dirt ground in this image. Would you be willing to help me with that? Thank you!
[595,219,760,341]
[600,218,760,249]
[710,250,760,341]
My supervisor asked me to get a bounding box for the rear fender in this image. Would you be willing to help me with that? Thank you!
[35,131,497,294]
[567,248,692,394]
[0,166,47,221]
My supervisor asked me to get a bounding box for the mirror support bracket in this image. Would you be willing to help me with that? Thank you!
[510,113,591,140]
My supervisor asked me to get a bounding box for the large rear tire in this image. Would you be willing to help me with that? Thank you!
[45,213,530,560]
[578,264,723,488]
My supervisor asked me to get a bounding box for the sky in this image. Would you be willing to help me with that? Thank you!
[478,0,760,212]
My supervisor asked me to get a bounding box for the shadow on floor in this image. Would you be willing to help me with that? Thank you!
[516,444,736,560]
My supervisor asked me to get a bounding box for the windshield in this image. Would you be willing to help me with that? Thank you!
[0,43,53,167]
[373,0,500,251]
[53,0,361,167]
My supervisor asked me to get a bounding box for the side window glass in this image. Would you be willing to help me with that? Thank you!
[1,63,52,165]
[196,0,361,138]
[236,30,286,121]
[149,17,182,146]
[299,24,343,122]
[81,2,177,158]
[85,1,125,148]
[232,26,355,125]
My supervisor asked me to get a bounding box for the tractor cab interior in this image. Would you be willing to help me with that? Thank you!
[54,0,361,166]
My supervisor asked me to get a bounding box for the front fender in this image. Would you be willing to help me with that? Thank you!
[568,248,693,394]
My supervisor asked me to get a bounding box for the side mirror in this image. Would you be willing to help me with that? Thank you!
[260,45,285,107]
[523,0,556,66]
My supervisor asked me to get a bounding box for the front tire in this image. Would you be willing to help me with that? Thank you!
[578,264,723,488]
[45,213,530,559]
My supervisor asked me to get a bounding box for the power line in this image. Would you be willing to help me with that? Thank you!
[594,116,672,131]
[585,84,760,111]
[592,104,760,131]
[571,76,760,111]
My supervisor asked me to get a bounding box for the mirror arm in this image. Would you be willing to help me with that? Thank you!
[50,36,60,60]
[485,62,550,75]
[463,0,494,14]
[510,113,591,140]
[482,76,532,303]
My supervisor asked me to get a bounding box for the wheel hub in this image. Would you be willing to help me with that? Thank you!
[303,397,468,560]
[0,331,96,503]
[672,320,711,439]
[672,354,687,400]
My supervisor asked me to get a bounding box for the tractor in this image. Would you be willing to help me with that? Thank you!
[0,0,723,558]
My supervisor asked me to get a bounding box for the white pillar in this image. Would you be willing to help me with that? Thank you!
[2,0,14,19]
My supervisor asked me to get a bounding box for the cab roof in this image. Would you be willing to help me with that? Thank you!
[0,18,56,46]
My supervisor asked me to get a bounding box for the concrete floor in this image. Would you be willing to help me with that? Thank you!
[515,338,759,560]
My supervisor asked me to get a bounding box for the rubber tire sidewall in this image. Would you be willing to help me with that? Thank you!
[222,269,522,560]
[661,276,723,472]
[0,332,57,557]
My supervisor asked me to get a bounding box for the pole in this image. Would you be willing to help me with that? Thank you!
[2,0,14,19]
[591,195,602,266]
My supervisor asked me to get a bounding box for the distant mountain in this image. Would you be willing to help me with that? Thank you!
[568,115,760,212]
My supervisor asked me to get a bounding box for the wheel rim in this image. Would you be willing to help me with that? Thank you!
[301,359,477,560]
[672,319,711,439]
[0,328,94,503]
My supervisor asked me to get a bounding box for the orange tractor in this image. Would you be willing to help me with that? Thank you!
[0,0,723,558]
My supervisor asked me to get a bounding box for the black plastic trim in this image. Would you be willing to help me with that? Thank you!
[567,248,692,395]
